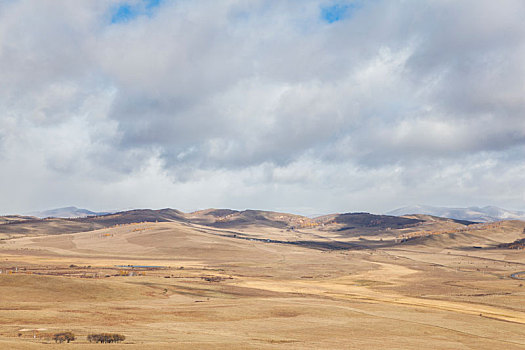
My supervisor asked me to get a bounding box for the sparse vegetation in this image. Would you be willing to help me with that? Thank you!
[53,332,75,343]
[499,238,525,249]
[0,211,524,349]
[87,333,125,343]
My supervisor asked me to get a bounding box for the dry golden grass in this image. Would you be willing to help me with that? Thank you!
[0,221,524,349]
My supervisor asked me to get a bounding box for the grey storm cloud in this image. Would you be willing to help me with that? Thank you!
[1,0,525,214]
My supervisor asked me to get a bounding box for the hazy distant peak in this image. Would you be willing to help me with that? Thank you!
[386,205,525,222]
[28,206,110,219]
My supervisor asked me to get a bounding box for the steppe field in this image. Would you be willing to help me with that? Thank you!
[0,210,524,349]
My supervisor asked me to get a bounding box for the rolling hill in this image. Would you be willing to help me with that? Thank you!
[1,207,525,349]
[2,207,523,251]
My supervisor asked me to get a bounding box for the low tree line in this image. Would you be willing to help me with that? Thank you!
[53,332,75,343]
[52,332,125,344]
[88,333,126,343]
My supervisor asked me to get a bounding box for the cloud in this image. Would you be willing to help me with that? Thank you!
[1,0,525,214]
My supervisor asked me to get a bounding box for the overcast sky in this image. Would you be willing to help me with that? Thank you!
[1,0,525,216]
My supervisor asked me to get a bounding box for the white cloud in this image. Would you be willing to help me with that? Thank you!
[1,0,525,214]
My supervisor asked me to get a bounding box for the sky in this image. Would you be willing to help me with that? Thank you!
[1,0,525,216]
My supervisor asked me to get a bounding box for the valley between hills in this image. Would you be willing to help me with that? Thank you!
[0,208,524,349]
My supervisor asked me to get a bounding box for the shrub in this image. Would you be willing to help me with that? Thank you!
[87,333,126,343]
[53,332,75,343]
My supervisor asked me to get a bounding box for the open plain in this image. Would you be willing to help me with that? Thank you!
[0,210,524,349]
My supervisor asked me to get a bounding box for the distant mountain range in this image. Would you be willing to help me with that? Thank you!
[4,207,523,251]
[386,205,525,222]
[1,208,427,237]
[22,204,525,222]
[27,206,111,219]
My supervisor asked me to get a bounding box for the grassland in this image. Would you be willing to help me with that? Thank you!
[0,217,524,349]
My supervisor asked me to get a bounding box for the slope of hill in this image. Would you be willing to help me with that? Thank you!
[187,209,309,229]
[85,208,187,225]
[0,209,187,237]
[310,212,427,238]
[332,212,423,229]
[387,205,525,222]
[0,215,36,224]
[402,220,525,249]
[402,214,477,226]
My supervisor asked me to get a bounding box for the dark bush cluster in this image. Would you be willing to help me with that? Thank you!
[87,333,126,343]
[499,238,525,249]
[53,332,75,343]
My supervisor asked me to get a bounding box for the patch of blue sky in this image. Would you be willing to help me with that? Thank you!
[111,4,134,23]
[145,0,162,10]
[321,2,359,23]
[111,0,163,24]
